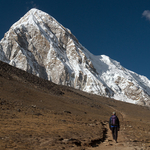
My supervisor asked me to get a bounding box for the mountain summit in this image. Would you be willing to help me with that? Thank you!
[0,8,150,106]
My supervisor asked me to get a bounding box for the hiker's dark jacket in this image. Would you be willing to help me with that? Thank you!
[109,115,120,129]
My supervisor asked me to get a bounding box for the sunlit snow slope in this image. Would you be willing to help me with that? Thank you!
[0,8,150,106]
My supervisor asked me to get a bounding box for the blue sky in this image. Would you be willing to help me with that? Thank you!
[1,0,150,79]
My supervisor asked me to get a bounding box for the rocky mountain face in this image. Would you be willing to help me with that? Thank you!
[0,8,150,106]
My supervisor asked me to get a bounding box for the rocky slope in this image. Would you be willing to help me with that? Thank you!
[0,8,150,105]
[1,60,150,150]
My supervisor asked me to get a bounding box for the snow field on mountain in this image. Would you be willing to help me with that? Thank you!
[1,8,150,106]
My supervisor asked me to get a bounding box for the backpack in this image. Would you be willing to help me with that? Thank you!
[111,115,117,126]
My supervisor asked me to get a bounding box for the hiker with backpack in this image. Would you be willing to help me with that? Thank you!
[109,112,120,143]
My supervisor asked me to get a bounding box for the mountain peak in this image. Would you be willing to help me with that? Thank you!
[1,9,150,106]
[10,8,48,29]
[29,8,40,12]
[27,8,50,17]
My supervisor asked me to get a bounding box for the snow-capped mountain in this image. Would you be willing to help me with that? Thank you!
[0,8,150,106]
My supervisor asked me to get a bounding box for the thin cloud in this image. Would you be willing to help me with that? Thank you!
[26,1,39,11]
[30,1,38,8]
[142,10,150,21]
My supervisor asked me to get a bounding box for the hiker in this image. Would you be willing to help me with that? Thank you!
[109,112,120,143]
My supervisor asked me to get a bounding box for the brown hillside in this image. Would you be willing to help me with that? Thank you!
[0,61,150,150]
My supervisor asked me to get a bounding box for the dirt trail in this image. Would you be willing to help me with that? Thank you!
[92,106,141,150]
[107,105,126,121]
[87,123,142,150]
[87,106,142,150]
[88,106,141,150]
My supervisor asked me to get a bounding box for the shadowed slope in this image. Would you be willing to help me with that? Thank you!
[0,61,150,149]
